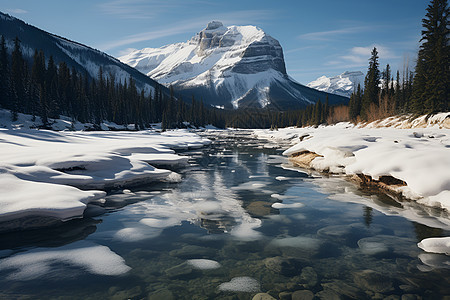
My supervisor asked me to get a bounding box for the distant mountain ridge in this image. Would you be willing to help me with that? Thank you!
[0,11,168,96]
[307,71,364,98]
[120,21,349,110]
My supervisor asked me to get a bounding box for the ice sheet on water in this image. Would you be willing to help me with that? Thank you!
[187,259,221,270]
[231,181,267,191]
[0,241,130,280]
[218,276,260,292]
[271,202,304,209]
[418,253,450,270]
[418,237,450,255]
[269,236,322,251]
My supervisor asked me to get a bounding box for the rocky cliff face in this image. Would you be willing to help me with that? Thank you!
[121,21,348,110]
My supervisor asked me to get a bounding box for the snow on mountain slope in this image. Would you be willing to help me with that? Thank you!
[120,21,348,110]
[0,11,167,97]
[307,71,364,97]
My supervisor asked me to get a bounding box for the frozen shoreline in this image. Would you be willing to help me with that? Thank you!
[0,128,210,227]
[252,113,450,211]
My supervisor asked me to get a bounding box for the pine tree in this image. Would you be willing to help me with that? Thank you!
[10,37,25,121]
[361,47,381,120]
[412,0,449,114]
[0,35,8,109]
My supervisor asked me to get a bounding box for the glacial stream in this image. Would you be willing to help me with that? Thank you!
[0,130,449,299]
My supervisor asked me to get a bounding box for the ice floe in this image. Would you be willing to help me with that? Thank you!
[187,259,221,270]
[0,241,130,280]
[418,237,450,255]
[271,202,304,209]
[218,276,260,292]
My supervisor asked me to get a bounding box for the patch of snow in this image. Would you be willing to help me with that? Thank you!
[307,71,364,97]
[272,202,304,209]
[252,116,450,211]
[0,115,210,225]
[0,241,131,280]
[418,237,450,255]
[187,259,221,270]
[218,276,260,292]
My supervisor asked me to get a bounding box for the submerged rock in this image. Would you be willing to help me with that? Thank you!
[147,288,175,300]
[252,293,276,300]
[291,290,314,300]
[264,256,304,276]
[165,262,193,279]
[353,270,394,293]
[169,245,215,259]
[300,267,318,288]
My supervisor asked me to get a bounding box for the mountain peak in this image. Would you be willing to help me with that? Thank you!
[205,21,224,30]
[120,23,348,110]
[307,71,364,97]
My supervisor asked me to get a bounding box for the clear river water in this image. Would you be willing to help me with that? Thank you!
[0,130,449,299]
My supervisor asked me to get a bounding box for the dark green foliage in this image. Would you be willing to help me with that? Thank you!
[360,47,380,120]
[412,0,449,114]
[0,35,8,109]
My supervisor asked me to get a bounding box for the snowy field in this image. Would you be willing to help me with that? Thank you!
[253,113,450,211]
[0,125,210,226]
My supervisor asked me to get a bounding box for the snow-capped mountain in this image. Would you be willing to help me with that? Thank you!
[0,12,167,97]
[307,71,364,98]
[120,21,348,110]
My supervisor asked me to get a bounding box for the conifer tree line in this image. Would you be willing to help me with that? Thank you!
[0,35,227,129]
[0,33,337,130]
[348,0,448,122]
[0,0,447,130]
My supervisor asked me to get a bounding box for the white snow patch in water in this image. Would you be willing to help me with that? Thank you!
[272,202,304,209]
[0,241,130,280]
[218,276,260,292]
[418,237,450,255]
[270,236,322,251]
[187,259,221,270]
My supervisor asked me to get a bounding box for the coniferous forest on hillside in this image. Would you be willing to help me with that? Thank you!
[0,0,448,130]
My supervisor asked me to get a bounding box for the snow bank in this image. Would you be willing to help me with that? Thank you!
[253,118,450,211]
[418,237,450,255]
[0,128,210,226]
[0,241,130,280]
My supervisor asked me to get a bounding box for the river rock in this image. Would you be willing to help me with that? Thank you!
[278,291,292,300]
[353,270,394,293]
[148,288,175,300]
[246,201,276,217]
[252,293,276,300]
[165,262,193,279]
[300,267,318,288]
[169,245,215,258]
[320,280,365,299]
[264,256,303,276]
[292,290,314,300]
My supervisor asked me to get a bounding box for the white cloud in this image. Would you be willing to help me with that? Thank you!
[298,26,370,41]
[6,8,28,14]
[98,9,273,51]
[330,44,399,67]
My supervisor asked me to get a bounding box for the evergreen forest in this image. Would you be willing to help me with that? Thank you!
[0,0,448,130]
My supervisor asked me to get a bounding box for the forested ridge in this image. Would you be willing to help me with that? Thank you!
[0,0,447,130]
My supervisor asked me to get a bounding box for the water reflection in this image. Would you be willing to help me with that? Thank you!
[0,130,449,299]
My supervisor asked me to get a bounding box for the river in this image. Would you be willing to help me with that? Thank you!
[0,130,449,299]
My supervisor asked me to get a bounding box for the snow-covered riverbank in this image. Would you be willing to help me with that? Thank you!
[0,129,210,227]
[252,113,450,211]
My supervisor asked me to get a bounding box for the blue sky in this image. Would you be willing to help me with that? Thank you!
[2,0,428,84]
